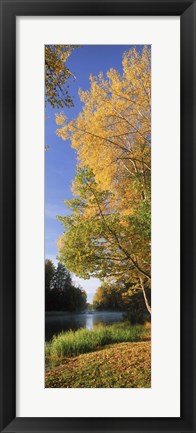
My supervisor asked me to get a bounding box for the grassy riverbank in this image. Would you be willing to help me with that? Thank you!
[45,340,151,388]
[45,322,149,359]
[45,323,151,388]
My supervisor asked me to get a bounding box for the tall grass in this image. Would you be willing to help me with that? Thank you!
[45,323,147,358]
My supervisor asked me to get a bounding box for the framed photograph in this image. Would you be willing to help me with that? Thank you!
[0,0,195,432]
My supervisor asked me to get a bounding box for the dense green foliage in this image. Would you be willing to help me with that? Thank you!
[45,260,87,312]
[45,322,147,358]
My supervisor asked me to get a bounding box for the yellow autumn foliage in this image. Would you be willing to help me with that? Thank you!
[56,46,151,299]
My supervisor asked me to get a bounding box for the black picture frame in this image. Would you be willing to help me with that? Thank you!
[0,0,195,432]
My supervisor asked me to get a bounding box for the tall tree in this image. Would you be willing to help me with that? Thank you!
[45,260,87,312]
[52,262,72,293]
[45,259,55,293]
[45,259,56,310]
[56,47,151,313]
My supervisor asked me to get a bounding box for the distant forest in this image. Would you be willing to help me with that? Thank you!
[45,259,87,312]
[45,259,150,324]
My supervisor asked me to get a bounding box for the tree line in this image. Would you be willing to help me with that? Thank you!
[45,259,87,312]
[45,258,150,323]
[93,281,150,324]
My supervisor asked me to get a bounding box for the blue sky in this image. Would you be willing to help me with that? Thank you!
[45,45,142,302]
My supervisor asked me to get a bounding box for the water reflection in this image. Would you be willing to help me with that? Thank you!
[45,311,124,342]
[86,314,94,330]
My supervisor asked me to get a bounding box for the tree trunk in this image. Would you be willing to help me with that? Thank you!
[140,278,151,314]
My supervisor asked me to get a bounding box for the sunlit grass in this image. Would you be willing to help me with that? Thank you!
[45,322,150,359]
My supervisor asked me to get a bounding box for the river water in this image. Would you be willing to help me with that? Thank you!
[45,311,124,342]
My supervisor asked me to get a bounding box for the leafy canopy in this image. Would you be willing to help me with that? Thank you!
[56,46,151,303]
